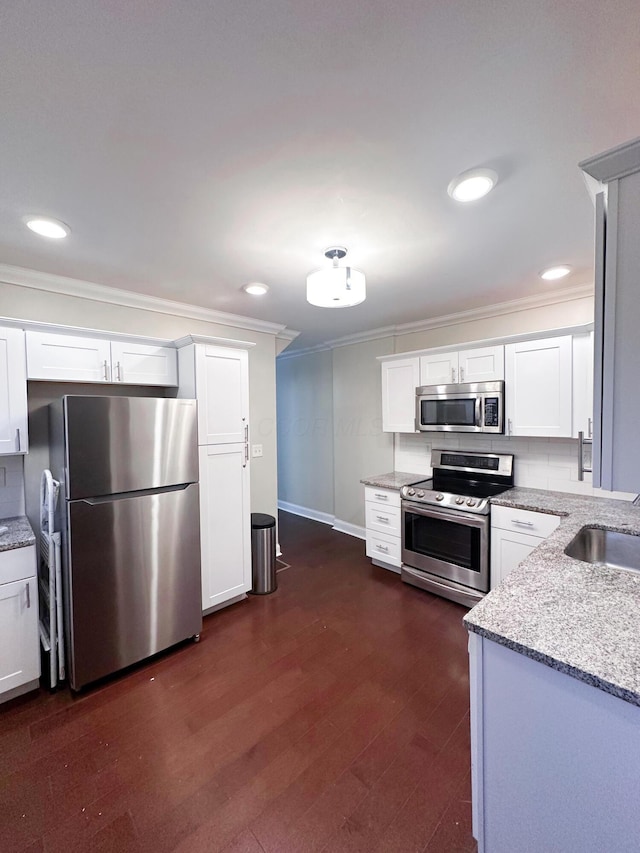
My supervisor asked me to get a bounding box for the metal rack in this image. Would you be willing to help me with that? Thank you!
[38,469,65,688]
[578,431,593,481]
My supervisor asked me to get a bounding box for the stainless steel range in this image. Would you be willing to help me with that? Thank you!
[400,449,514,607]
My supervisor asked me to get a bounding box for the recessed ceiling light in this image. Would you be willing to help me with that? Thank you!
[540,265,572,281]
[242,282,269,296]
[447,168,498,203]
[24,216,70,239]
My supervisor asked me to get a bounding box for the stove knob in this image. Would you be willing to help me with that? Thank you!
[407,488,415,496]
[466,498,476,507]
[455,497,465,505]
[435,493,444,501]
[416,490,425,498]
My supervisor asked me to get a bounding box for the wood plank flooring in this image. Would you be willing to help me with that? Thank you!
[0,512,476,853]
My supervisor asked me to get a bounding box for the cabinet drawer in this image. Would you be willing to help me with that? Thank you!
[0,545,36,586]
[365,502,401,536]
[364,486,401,508]
[491,506,560,539]
[366,530,401,568]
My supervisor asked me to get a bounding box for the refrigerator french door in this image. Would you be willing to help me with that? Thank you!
[49,396,202,690]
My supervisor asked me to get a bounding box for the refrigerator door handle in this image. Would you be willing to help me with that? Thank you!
[78,482,195,505]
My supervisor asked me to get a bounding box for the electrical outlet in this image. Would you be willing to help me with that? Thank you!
[251,444,263,458]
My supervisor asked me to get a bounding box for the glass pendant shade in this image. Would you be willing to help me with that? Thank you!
[306,266,366,308]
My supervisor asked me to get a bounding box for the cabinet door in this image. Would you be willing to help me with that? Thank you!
[490,528,542,588]
[572,333,594,439]
[505,336,572,437]
[420,352,458,385]
[199,444,251,611]
[0,577,39,696]
[0,327,28,454]
[459,345,504,383]
[26,331,111,382]
[196,346,249,445]
[381,357,420,433]
[110,341,178,386]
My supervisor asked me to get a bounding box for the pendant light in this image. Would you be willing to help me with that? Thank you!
[306,247,366,308]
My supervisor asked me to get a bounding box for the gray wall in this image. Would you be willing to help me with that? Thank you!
[276,349,334,516]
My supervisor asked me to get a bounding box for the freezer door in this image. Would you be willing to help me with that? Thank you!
[65,483,202,689]
[63,396,198,499]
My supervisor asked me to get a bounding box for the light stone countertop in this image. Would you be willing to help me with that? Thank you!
[0,516,36,553]
[465,487,640,707]
[361,471,425,491]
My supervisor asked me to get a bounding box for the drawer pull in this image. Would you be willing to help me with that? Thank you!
[376,544,389,553]
[512,519,534,528]
[376,515,390,523]
[374,492,388,500]
[26,582,31,609]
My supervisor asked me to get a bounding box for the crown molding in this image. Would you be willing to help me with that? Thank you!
[174,334,256,349]
[0,263,290,338]
[278,283,594,359]
[580,136,640,182]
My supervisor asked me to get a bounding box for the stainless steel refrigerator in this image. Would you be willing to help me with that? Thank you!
[49,396,202,690]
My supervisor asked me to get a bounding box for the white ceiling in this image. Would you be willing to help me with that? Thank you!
[2,1,639,350]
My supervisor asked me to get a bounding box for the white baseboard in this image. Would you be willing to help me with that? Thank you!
[332,519,366,540]
[277,500,335,526]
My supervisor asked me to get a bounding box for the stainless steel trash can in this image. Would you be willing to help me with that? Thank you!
[250,513,277,594]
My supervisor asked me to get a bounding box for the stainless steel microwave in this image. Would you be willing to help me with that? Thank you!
[416,380,504,433]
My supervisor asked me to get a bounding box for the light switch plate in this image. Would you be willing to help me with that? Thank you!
[251,444,263,458]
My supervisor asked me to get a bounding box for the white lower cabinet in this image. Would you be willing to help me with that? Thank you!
[490,506,560,588]
[198,444,251,611]
[364,486,402,572]
[0,545,39,702]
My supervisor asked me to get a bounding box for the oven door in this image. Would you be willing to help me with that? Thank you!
[401,502,489,592]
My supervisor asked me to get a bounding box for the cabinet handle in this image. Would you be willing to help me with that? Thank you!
[512,519,534,528]
[588,417,592,439]
[451,367,456,383]
[103,359,109,381]
[244,424,249,442]
[26,582,31,608]
[508,418,513,435]
[578,430,593,481]
[376,515,389,523]
[376,544,389,553]
[116,361,122,382]
[243,443,249,468]
[16,428,21,452]
[460,367,465,382]
[374,493,388,500]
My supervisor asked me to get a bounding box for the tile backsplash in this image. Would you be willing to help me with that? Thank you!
[394,433,637,501]
[0,455,26,518]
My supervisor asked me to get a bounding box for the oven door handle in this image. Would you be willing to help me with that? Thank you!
[402,502,489,529]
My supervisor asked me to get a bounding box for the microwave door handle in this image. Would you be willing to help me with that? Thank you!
[476,397,482,428]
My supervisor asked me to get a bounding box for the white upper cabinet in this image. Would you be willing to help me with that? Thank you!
[505,336,573,437]
[194,345,249,445]
[110,341,178,386]
[572,332,594,439]
[459,345,505,383]
[381,357,420,433]
[0,327,29,455]
[419,345,504,386]
[26,331,177,386]
[420,351,459,385]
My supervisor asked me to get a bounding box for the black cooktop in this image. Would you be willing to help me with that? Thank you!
[409,476,513,500]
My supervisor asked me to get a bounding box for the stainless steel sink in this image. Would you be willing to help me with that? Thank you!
[564,526,640,572]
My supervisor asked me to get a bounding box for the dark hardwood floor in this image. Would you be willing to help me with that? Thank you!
[0,512,476,853]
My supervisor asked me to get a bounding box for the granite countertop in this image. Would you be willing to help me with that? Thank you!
[361,471,424,491]
[0,516,36,553]
[465,487,640,707]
